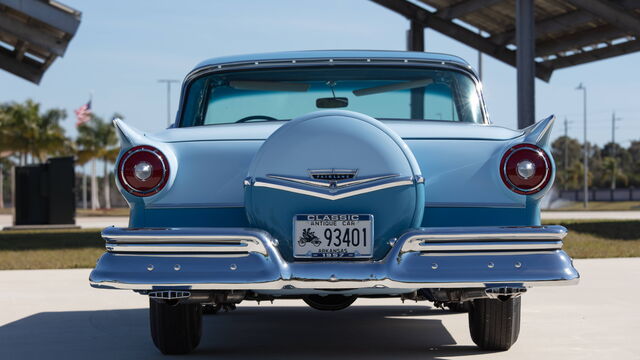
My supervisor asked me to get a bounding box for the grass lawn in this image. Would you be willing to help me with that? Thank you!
[76,208,130,217]
[0,220,638,270]
[551,201,640,211]
[0,208,129,216]
[0,229,103,270]
[545,220,640,259]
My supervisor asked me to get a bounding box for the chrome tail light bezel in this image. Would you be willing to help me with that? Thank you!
[117,145,170,197]
[500,143,551,195]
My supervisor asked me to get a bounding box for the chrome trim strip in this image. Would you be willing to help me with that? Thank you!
[253,178,414,200]
[106,243,265,254]
[102,227,270,256]
[415,241,563,251]
[402,226,567,242]
[399,226,567,253]
[418,250,560,257]
[113,253,251,259]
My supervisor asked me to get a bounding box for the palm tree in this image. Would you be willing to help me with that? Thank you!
[97,116,119,209]
[76,114,120,210]
[75,149,91,210]
[1,100,69,209]
[0,100,68,164]
[602,157,628,189]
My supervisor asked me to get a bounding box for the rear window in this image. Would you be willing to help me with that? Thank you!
[180,66,484,127]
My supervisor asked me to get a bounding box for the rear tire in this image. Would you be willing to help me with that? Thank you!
[303,295,357,311]
[149,300,202,354]
[468,297,521,351]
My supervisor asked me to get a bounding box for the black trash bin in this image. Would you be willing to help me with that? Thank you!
[14,156,76,226]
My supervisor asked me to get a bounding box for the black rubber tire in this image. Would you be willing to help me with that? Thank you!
[447,301,471,313]
[303,295,357,311]
[149,300,202,355]
[468,297,521,351]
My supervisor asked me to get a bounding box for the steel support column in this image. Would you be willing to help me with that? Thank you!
[407,20,425,120]
[407,20,425,52]
[516,0,535,129]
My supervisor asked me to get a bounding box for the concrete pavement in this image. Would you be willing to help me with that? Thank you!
[0,258,638,359]
[1,211,639,230]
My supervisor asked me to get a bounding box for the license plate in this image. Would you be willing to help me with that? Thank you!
[293,214,373,258]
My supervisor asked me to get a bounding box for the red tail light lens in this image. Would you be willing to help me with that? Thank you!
[117,145,169,197]
[500,144,551,195]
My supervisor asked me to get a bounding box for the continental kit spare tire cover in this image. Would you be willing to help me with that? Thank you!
[244,110,425,260]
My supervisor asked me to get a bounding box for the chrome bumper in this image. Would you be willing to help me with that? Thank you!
[89,226,579,291]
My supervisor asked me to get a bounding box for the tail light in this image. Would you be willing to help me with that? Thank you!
[500,144,551,195]
[117,145,169,197]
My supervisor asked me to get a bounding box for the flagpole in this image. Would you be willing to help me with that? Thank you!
[74,93,94,210]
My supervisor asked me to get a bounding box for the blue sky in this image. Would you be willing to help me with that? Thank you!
[1,0,638,147]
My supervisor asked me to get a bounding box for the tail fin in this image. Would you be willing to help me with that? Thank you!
[523,115,555,147]
[113,118,147,147]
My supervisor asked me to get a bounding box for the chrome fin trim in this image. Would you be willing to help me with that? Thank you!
[250,175,418,200]
[102,227,272,256]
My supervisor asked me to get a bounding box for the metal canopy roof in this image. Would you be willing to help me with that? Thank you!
[372,0,640,81]
[0,0,80,84]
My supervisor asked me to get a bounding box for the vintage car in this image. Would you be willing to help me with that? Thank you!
[90,50,579,354]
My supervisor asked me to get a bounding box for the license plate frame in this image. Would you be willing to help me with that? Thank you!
[293,214,374,259]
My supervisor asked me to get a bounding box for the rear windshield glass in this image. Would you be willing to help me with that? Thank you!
[180,66,484,127]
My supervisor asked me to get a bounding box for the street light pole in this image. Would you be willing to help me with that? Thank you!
[158,79,180,127]
[576,83,588,208]
[611,111,622,190]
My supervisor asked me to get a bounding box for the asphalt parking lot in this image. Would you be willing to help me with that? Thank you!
[0,258,638,360]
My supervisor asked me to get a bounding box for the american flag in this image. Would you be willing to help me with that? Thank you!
[74,99,92,126]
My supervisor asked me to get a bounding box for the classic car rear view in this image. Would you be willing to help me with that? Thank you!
[90,50,579,354]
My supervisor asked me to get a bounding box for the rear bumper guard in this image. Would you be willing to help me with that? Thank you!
[90,225,579,291]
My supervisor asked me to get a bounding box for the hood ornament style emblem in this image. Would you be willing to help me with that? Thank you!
[309,169,357,182]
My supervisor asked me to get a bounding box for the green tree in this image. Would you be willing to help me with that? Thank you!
[567,162,592,190]
[601,157,628,189]
[552,136,582,190]
[0,99,69,164]
[76,114,120,209]
[628,141,640,187]
[601,142,632,189]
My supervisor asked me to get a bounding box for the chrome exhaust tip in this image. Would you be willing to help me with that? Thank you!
[485,286,527,300]
[148,290,191,300]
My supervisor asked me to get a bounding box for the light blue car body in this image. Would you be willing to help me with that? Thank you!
[91,50,577,295]
[123,51,544,229]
